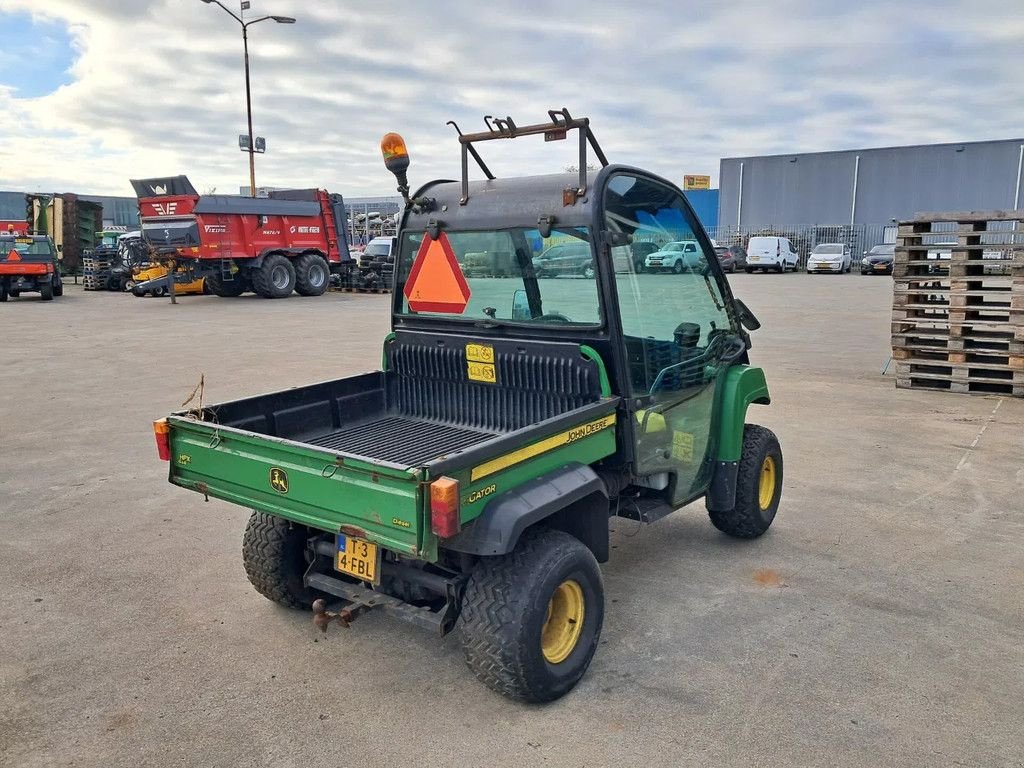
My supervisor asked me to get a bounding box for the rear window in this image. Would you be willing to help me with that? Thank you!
[1,238,53,258]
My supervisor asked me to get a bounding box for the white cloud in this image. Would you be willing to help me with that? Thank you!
[0,0,1022,196]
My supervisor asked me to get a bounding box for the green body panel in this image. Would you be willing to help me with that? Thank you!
[578,345,612,397]
[713,365,771,462]
[167,416,424,556]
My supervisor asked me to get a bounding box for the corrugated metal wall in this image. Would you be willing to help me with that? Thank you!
[719,138,1024,229]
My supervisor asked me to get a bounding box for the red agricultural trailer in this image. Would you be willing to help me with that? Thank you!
[130,176,353,298]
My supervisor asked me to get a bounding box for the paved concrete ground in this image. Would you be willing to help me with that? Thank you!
[1,275,1022,768]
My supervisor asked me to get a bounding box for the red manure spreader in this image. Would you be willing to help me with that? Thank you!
[131,176,353,298]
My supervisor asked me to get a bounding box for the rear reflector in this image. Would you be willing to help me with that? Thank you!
[153,419,170,461]
[430,477,461,538]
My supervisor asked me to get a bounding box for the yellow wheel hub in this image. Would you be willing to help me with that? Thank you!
[541,579,585,664]
[758,455,777,510]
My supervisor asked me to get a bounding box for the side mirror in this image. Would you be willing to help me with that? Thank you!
[734,299,761,331]
[511,289,531,321]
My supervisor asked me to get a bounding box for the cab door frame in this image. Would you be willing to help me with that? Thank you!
[589,165,746,503]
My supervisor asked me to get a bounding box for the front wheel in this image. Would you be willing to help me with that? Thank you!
[708,424,782,538]
[253,254,296,298]
[458,530,604,702]
[672,260,684,274]
[581,263,595,279]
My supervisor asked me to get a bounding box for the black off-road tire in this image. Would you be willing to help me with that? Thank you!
[40,281,53,301]
[242,511,324,609]
[709,424,783,538]
[207,271,247,297]
[53,278,63,296]
[253,254,296,298]
[745,267,753,274]
[0,284,7,302]
[458,530,604,703]
[294,253,329,296]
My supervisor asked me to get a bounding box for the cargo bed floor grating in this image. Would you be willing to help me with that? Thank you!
[307,416,499,466]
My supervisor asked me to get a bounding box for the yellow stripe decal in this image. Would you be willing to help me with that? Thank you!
[470,414,617,482]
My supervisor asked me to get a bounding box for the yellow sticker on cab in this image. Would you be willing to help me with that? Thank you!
[465,343,495,363]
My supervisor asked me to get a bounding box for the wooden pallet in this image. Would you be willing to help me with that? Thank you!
[895,359,1024,397]
[892,210,1024,397]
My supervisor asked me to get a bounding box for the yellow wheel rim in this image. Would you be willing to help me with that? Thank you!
[758,455,777,510]
[541,579,585,664]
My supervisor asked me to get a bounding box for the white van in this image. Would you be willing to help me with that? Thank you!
[745,236,798,273]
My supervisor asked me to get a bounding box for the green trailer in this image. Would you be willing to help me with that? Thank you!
[155,110,782,702]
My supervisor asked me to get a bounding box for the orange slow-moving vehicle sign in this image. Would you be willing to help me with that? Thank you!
[403,232,471,313]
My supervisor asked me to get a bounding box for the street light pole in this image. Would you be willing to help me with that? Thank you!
[199,0,296,197]
[242,23,256,197]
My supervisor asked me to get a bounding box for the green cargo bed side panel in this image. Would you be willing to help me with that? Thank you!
[715,365,771,462]
[168,419,422,556]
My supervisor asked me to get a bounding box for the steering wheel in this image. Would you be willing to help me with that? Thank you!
[536,312,572,323]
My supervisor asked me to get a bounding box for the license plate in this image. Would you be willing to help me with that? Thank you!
[874,265,887,271]
[336,534,379,583]
[749,256,759,261]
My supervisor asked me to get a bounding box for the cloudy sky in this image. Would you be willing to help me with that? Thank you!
[1,0,1022,198]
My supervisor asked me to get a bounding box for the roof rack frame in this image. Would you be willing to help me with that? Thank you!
[447,108,609,205]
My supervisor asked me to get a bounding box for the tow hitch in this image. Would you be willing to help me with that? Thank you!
[311,598,370,631]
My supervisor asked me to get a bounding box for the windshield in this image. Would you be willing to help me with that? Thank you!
[663,242,685,252]
[364,243,391,256]
[869,245,895,255]
[812,244,844,254]
[395,227,601,326]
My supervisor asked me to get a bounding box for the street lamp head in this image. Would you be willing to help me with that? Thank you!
[271,15,296,23]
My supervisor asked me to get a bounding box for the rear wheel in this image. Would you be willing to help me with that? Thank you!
[0,284,7,302]
[458,530,604,702]
[53,277,63,296]
[582,263,596,279]
[744,267,753,274]
[253,254,296,298]
[40,281,53,301]
[294,253,329,296]
[242,512,325,609]
[709,424,782,538]
[206,271,247,297]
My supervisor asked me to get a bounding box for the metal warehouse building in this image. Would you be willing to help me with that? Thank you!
[718,138,1024,231]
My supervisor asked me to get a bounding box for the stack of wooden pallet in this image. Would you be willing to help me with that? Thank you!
[892,210,1024,397]
[81,253,111,291]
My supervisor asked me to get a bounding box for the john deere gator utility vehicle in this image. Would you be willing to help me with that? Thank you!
[154,110,782,702]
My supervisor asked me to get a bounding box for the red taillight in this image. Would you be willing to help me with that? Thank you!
[430,477,461,538]
[153,418,170,461]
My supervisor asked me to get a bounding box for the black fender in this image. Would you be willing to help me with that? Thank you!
[442,463,610,562]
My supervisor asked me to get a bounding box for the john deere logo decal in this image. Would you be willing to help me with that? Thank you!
[269,467,289,494]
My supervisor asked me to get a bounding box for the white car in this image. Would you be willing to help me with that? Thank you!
[807,243,851,273]
[745,236,798,273]
[644,240,703,273]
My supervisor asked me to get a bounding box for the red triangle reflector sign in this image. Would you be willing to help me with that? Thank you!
[7,249,21,261]
[403,232,471,313]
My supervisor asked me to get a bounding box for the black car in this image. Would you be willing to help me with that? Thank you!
[860,244,895,275]
[532,241,594,277]
[630,241,660,272]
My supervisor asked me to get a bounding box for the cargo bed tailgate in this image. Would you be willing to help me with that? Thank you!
[167,416,424,556]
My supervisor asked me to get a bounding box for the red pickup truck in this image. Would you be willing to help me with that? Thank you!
[130,176,352,298]
[0,234,63,301]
